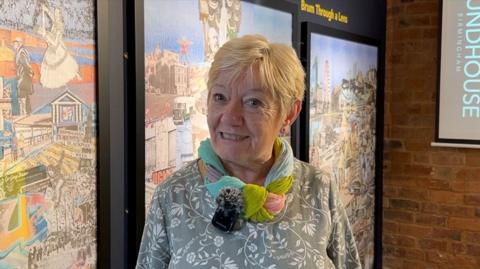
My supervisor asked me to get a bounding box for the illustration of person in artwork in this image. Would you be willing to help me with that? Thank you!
[199,0,241,61]
[13,37,34,115]
[36,4,81,89]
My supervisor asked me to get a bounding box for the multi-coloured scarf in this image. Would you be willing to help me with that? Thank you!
[198,137,294,222]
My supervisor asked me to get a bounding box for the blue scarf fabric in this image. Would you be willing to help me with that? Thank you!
[198,137,294,198]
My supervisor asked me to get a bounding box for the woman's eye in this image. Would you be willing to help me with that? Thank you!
[213,93,226,102]
[245,98,263,108]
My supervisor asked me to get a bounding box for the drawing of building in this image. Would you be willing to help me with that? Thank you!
[146,48,191,96]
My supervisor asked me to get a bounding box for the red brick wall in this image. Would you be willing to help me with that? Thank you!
[384,0,480,268]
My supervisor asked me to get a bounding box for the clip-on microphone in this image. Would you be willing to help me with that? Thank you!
[212,187,245,232]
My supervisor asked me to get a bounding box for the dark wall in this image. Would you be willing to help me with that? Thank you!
[287,0,386,40]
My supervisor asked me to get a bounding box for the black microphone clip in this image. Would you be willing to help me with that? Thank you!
[212,187,245,232]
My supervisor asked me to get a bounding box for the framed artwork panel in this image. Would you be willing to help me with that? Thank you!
[0,0,99,268]
[139,0,298,211]
[301,22,380,269]
[131,0,299,263]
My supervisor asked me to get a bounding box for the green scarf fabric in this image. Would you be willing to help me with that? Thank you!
[198,137,294,222]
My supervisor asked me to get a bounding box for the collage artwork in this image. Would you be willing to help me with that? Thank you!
[143,0,292,207]
[0,0,96,268]
[309,32,377,268]
[0,0,378,268]
[144,1,377,268]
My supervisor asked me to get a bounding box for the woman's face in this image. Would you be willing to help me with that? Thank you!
[207,69,285,169]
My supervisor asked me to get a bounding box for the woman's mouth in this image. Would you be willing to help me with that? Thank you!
[220,132,248,141]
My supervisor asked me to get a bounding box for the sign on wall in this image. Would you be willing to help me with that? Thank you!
[436,0,480,145]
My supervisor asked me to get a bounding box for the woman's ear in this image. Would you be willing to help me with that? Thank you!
[284,100,302,126]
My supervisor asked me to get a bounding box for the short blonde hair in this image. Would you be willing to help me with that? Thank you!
[207,35,305,116]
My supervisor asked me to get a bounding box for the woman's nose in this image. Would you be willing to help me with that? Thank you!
[221,101,243,125]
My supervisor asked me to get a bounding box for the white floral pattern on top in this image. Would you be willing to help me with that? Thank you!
[136,159,361,269]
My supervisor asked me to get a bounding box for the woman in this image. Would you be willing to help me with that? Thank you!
[137,35,361,269]
[37,5,80,89]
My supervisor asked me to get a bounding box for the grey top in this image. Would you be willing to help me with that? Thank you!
[136,159,361,269]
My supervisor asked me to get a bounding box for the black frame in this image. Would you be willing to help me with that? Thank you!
[435,0,480,146]
[300,21,384,269]
[131,0,299,264]
[98,0,129,268]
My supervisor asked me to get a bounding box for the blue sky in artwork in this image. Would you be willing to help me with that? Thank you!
[310,33,377,90]
[144,0,205,63]
[144,0,292,64]
[237,2,291,44]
